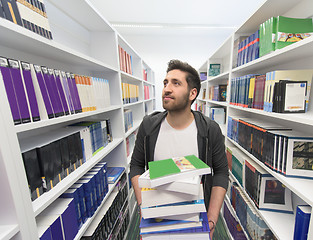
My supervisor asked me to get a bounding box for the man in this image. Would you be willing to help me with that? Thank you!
[130,59,229,238]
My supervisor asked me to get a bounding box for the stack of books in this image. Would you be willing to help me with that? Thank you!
[138,155,212,239]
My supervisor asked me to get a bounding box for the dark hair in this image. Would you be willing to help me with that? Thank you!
[166,59,201,104]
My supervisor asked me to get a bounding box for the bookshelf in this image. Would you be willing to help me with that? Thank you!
[0,0,155,239]
[197,0,313,239]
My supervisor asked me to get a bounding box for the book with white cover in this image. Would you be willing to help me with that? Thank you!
[139,170,201,195]
[159,213,200,222]
[141,199,206,219]
[141,184,203,208]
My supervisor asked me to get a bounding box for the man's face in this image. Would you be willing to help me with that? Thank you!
[162,69,194,112]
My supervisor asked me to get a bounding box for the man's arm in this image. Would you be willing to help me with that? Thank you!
[131,175,142,205]
[207,186,226,238]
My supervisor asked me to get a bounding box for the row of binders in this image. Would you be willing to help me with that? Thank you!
[225,182,276,240]
[230,69,313,113]
[121,82,139,104]
[138,155,211,239]
[20,120,113,201]
[37,164,126,240]
[81,172,129,240]
[227,145,293,213]
[234,16,313,67]
[227,147,312,239]
[123,108,133,133]
[0,56,111,125]
[227,116,313,179]
[0,0,53,39]
[118,45,133,75]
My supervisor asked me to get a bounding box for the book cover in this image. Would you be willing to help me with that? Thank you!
[61,188,82,228]
[252,74,266,109]
[141,199,206,219]
[20,61,40,122]
[21,147,43,201]
[0,57,21,124]
[8,59,31,123]
[36,214,63,240]
[70,183,87,223]
[275,16,313,50]
[139,170,201,195]
[54,70,70,115]
[259,17,277,57]
[148,155,210,188]
[141,212,209,239]
[60,71,74,114]
[259,176,293,213]
[31,64,55,119]
[280,80,307,113]
[107,167,125,184]
[140,216,202,234]
[294,205,311,240]
[69,73,82,113]
[141,184,203,208]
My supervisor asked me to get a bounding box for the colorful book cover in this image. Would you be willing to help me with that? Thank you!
[275,16,313,50]
[149,155,210,180]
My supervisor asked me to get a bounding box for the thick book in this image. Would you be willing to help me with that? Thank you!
[141,184,203,208]
[31,64,55,119]
[259,17,277,57]
[0,56,21,124]
[141,199,206,219]
[140,216,203,234]
[141,212,209,240]
[252,74,266,109]
[8,59,31,123]
[294,205,311,240]
[20,61,40,122]
[275,16,313,50]
[107,167,125,184]
[139,170,201,195]
[147,155,211,188]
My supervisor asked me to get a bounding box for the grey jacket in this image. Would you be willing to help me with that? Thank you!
[129,110,229,210]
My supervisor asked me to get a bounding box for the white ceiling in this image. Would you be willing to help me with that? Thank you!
[90,0,265,36]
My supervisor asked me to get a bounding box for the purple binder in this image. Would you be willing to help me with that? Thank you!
[65,72,79,113]
[8,59,31,123]
[33,65,54,119]
[61,71,74,114]
[21,61,40,122]
[71,74,82,113]
[54,70,69,115]
[0,57,21,125]
[41,67,63,117]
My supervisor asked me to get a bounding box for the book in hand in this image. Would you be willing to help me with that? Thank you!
[140,216,203,234]
[141,199,206,219]
[141,212,209,240]
[141,184,203,208]
[147,155,211,188]
[139,170,201,195]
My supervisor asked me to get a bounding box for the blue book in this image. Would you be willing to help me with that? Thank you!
[84,172,102,206]
[294,205,311,240]
[107,167,125,184]
[61,188,82,228]
[140,214,203,234]
[96,162,108,193]
[142,212,209,237]
[79,175,98,212]
[70,183,87,223]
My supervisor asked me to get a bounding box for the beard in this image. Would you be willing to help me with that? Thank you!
[162,91,190,112]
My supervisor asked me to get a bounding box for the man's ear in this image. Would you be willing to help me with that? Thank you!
[189,88,197,101]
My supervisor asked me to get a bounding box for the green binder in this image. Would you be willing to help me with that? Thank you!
[259,17,277,57]
[275,16,313,50]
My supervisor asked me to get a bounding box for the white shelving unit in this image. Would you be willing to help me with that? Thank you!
[0,0,155,239]
[197,0,313,239]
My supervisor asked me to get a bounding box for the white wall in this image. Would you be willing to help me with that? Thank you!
[121,32,232,111]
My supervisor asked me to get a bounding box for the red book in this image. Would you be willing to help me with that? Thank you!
[252,75,266,109]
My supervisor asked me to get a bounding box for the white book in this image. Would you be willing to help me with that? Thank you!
[141,184,203,208]
[139,170,201,195]
[159,213,200,222]
[141,199,206,219]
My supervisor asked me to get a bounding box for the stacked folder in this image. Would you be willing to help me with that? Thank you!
[138,155,212,239]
